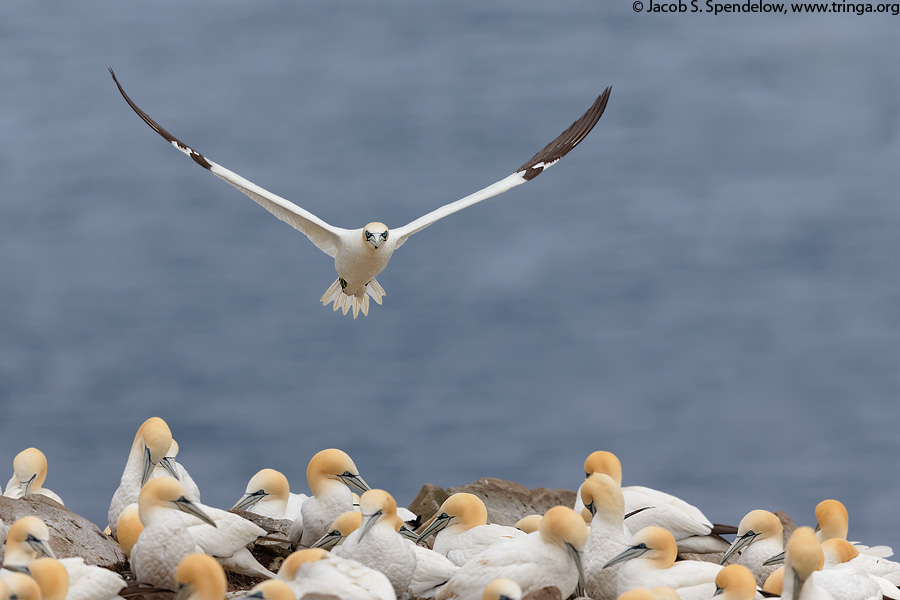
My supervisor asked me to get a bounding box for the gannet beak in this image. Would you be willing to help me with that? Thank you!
[721,531,759,564]
[398,525,418,542]
[141,447,155,486]
[416,512,453,544]
[762,550,786,566]
[603,544,649,569]
[338,472,370,494]
[311,529,343,550]
[358,510,382,541]
[2,565,31,575]
[173,583,195,600]
[231,491,267,512]
[174,496,217,527]
[791,568,803,600]
[238,593,266,599]
[26,533,56,559]
[584,501,597,518]
[159,456,180,479]
[713,585,724,597]
[566,542,586,597]
[21,473,37,496]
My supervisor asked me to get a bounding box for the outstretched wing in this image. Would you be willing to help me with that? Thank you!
[109,69,347,258]
[392,86,611,249]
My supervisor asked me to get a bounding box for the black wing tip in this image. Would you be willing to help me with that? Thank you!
[517,85,613,181]
[109,68,213,170]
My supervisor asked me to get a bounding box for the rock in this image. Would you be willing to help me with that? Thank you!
[775,510,796,543]
[0,494,126,572]
[446,478,576,527]
[408,483,450,531]
[522,586,562,600]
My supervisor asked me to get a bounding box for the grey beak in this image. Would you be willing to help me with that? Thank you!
[713,585,724,597]
[762,550,785,566]
[398,525,418,542]
[141,446,156,486]
[158,456,180,479]
[27,533,56,559]
[338,472,370,494]
[174,496,217,527]
[416,512,453,544]
[231,490,266,512]
[566,542,586,597]
[173,583,195,600]
[311,529,343,550]
[721,531,759,564]
[21,473,37,496]
[603,544,649,569]
[358,510,382,541]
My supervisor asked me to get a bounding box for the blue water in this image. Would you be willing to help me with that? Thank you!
[1,2,899,546]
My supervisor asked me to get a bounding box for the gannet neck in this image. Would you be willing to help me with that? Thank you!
[244,580,296,600]
[581,473,625,530]
[2,574,41,600]
[307,449,368,496]
[821,538,859,567]
[4,516,55,566]
[815,499,849,541]
[277,549,329,582]
[715,564,757,600]
[138,478,214,527]
[12,448,49,492]
[583,451,623,484]
[28,557,69,600]
[482,577,523,600]
[174,553,227,600]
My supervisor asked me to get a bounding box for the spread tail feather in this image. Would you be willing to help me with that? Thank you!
[320,278,385,318]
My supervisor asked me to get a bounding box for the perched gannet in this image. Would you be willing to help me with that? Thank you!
[291,449,370,547]
[232,468,307,521]
[276,548,395,600]
[108,417,178,538]
[2,574,41,600]
[27,558,68,600]
[713,565,757,600]
[115,504,142,558]
[109,69,611,318]
[721,509,784,587]
[392,516,459,598]
[821,538,900,595]
[574,451,730,554]
[185,502,275,579]
[312,511,363,550]
[130,478,218,591]
[814,499,893,559]
[240,580,296,600]
[581,474,629,600]
[482,578,522,600]
[152,440,200,502]
[603,526,722,599]
[780,526,833,600]
[416,493,525,566]
[514,515,542,534]
[2,517,56,572]
[173,554,226,600]
[436,506,588,600]
[3,448,63,506]
[338,490,416,596]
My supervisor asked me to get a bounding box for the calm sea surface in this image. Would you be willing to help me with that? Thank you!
[1,2,898,544]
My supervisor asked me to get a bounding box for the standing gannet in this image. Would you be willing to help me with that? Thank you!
[603,526,722,599]
[574,451,730,554]
[416,493,525,566]
[172,554,226,600]
[3,448,64,506]
[2,574,41,600]
[713,565,757,600]
[109,69,612,318]
[108,417,178,538]
[338,490,416,596]
[820,538,900,596]
[482,578,522,600]
[581,474,629,600]
[437,505,588,600]
[291,449,370,547]
[240,580,296,600]
[277,548,396,600]
[130,478,217,592]
[232,468,308,521]
[152,440,200,502]
[27,558,68,600]
[720,509,784,587]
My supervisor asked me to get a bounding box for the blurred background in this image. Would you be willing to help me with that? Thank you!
[1,2,898,542]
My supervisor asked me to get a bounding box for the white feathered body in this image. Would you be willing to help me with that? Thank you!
[2,479,64,506]
[250,492,308,521]
[433,524,525,567]
[58,557,126,600]
[181,505,273,578]
[108,447,144,539]
[131,511,203,591]
[296,485,357,547]
[339,521,416,596]
[583,512,629,600]
[406,541,459,598]
[333,233,396,298]
[616,556,721,600]
[279,553,396,600]
[733,534,783,587]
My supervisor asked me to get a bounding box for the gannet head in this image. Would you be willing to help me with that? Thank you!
[0,580,7,600]
[12,448,49,496]
[515,514,543,534]
[615,590,655,600]
[539,506,589,595]
[604,526,677,570]
[277,549,329,581]
[482,578,523,600]
[2,574,41,600]
[307,448,370,496]
[232,468,290,512]
[311,510,362,549]
[7,516,56,562]
[138,478,216,527]
[721,509,783,564]
[362,222,389,249]
[821,538,859,567]
[116,503,143,558]
[241,580,296,600]
[814,499,848,542]
[357,489,396,541]
[27,558,69,600]
[650,588,680,600]
[580,473,624,520]
[714,564,756,598]
[785,526,824,597]
[174,554,226,600]
[416,492,487,543]
[762,567,784,596]
[136,417,175,485]
[583,451,623,485]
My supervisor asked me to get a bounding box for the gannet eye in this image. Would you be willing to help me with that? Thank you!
[257,489,265,495]
[380,231,388,241]
[636,542,647,549]
[365,231,373,240]
[342,470,353,477]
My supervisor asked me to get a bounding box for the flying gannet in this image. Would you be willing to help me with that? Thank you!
[3,448,64,506]
[109,69,611,318]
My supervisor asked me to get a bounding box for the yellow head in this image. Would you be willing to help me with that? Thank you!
[306,449,369,495]
[583,451,623,484]
[714,564,756,599]
[12,448,49,494]
[28,557,69,600]
[363,222,389,249]
[174,554,227,600]
[278,548,329,581]
[814,499,848,541]
[482,578,523,600]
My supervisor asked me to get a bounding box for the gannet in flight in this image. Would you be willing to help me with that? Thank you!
[3,448,64,506]
[109,69,611,318]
